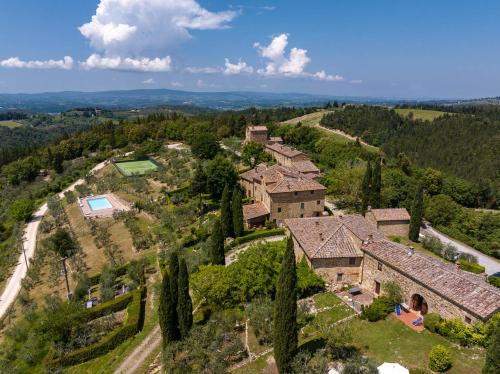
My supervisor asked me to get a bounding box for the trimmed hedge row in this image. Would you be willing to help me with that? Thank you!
[227,228,286,249]
[48,287,146,367]
[87,264,128,286]
[84,291,134,322]
[488,275,500,288]
[458,259,485,274]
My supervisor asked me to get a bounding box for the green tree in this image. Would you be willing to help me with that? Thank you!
[425,194,460,227]
[371,159,382,208]
[273,238,298,373]
[159,271,180,345]
[483,323,500,374]
[209,218,225,265]
[383,281,403,305]
[169,251,180,334]
[191,162,207,197]
[177,258,193,339]
[190,133,220,160]
[409,183,424,241]
[53,151,64,174]
[47,228,78,299]
[9,199,35,222]
[241,141,271,168]
[220,185,234,238]
[232,188,244,238]
[428,344,452,372]
[361,162,372,214]
[205,155,238,199]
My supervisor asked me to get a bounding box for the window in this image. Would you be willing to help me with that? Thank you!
[375,281,381,294]
[377,262,383,271]
[294,191,298,196]
[310,190,314,195]
[300,214,304,218]
[349,257,356,265]
[300,202,305,209]
[277,207,282,213]
[336,273,343,282]
[465,316,472,324]
[316,200,321,205]
[315,212,320,217]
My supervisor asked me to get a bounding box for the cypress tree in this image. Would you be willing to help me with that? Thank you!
[232,188,244,238]
[220,184,234,238]
[209,218,225,265]
[482,324,500,374]
[371,159,382,209]
[273,238,298,374]
[361,162,372,215]
[158,272,179,345]
[409,183,424,242]
[177,258,193,339]
[169,251,180,337]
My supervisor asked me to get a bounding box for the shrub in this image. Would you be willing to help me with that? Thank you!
[383,281,403,305]
[488,275,500,288]
[296,258,325,298]
[436,318,486,347]
[424,313,442,333]
[428,345,451,372]
[458,259,485,274]
[227,228,285,249]
[84,291,134,321]
[361,296,394,322]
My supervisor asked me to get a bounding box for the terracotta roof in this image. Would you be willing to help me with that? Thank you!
[285,215,381,259]
[240,164,326,194]
[247,126,268,132]
[291,160,320,174]
[243,202,270,220]
[265,143,305,158]
[363,240,500,320]
[369,208,410,221]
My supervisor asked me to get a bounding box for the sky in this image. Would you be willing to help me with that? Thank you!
[0,0,499,99]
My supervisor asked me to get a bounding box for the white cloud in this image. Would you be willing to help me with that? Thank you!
[184,66,221,74]
[171,81,183,87]
[0,56,73,70]
[279,47,310,76]
[196,79,216,88]
[80,54,171,72]
[79,0,238,56]
[142,78,155,84]
[350,79,363,84]
[312,70,344,81]
[254,33,288,61]
[223,58,253,75]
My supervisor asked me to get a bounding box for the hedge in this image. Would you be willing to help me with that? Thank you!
[227,228,286,249]
[84,291,134,322]
[361,296,394,322]
[423,313,442,333]
[87,263,129,287]
[48,287,146,367]
[458,259,485,274]
[428,345,452,372]
[488,275,500,288]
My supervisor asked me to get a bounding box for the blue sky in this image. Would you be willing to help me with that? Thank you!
[0,0,499,98]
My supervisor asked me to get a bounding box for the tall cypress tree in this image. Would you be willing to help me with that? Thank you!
[220,184,234,238]
[169,251,180,337]
[361,162,372,215]
[482,324,500,374]
[409,183,424,242]
[177,258,193,339]
[158,272,179,345]
[273,238,298,374]
[371,159,382,209]
[209,218,225,265]
[232,188,244,238]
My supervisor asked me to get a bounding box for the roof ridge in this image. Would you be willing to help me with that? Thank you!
[311,222,343,258]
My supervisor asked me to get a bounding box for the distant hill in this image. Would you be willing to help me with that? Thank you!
[0,89,421,113]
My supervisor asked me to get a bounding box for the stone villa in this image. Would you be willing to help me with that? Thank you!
[365,207,411,237]
[240,164,326,227]
[286,215,500,323]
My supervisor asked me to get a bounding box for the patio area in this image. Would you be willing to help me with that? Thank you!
[392,310,424,332]
[337,287,376,313]
[79,193,130,218]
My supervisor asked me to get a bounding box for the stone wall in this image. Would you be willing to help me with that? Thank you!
[246,128,268,144]
[361,252,481,322]
[377,221,410,238]
[265,148,309,168]
[270,189,325,225]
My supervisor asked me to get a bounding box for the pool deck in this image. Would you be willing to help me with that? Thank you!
[79,193,130,218]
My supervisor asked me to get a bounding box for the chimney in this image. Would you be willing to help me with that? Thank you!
[319,232,324,241]
[408,246,414,256]
[315,220,320,226]
[368,233,373,243]
[367,205,372,212]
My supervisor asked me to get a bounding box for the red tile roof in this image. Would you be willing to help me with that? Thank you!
[369,208,410,221]
[291,160,320,174]
[363,240,500,320]
[247,125,268,132]
[243,202,270,220]
[265,143,305,158]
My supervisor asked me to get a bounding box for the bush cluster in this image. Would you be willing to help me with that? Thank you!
[361,296,394,322]
[227,228,285,249]
[428,345,452,372]
[457,259,485,274]
[487,275,500,288]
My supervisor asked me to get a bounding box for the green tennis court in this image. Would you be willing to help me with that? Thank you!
[114,160,159,176]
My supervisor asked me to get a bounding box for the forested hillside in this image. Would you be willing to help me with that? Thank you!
[320,106,500,195]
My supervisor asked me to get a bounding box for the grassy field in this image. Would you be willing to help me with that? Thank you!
[281,110,335,126]
[395,108,449,121]
[0,120,24,128]
[114,159,159,176]
[351,317,485,373]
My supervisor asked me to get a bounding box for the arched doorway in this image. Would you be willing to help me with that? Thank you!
[411,294,428,314]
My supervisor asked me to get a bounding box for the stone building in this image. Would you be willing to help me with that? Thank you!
[361,239,500,322]
[365,208,411,237]
[240,164,326,227]
[264,143,320,178]
[285,215,384,285]
[245,125,269,145]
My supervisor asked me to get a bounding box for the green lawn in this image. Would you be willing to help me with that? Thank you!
[350,317,485,373]
[395,108,450,121]
[0,120,24,128]
[114,160,159,176]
